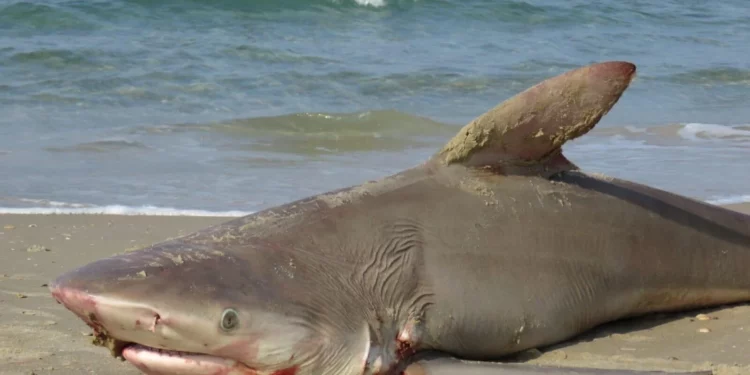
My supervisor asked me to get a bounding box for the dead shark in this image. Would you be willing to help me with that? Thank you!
[49,61,749,375]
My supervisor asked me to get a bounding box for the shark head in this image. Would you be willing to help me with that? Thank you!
[49,237,370,375]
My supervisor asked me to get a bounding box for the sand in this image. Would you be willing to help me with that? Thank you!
[0,203,748,375]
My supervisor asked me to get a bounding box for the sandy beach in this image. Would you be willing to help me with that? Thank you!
[1,203,748,375]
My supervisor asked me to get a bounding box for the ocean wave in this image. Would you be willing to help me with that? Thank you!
[213,110,454,135]
[9,49,96,69]
[353,70,546,97]
[0,204,251,217]
[706,195,750,206]
[678,123,750,141]
[589,122,750,143]
[13,198,91,208]
[1,0,618,27]
[135,110,452,135]
[345,0,387,8]
[663,67,750,86]
[131,110,456,155]
[46,140,152,153]
[0,2,99,34]
[195,118,750,145]
[222,45,338,64]
[124,116,750,157]
[1,195,745,217]
[119,0,404,13]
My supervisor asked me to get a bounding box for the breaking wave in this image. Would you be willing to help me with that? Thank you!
[586,122,750,144]
[706,195,750,206]
[0,204,251,217]
[1,194,745,216]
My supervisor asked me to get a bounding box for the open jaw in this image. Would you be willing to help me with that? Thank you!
[93,335,257,375]
[79,317,259,375]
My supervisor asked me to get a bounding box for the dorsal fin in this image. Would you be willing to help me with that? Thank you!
[435,61,636,171]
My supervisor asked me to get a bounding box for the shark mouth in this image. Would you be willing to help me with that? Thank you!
[93,333,256,375]
[122,344,255,375]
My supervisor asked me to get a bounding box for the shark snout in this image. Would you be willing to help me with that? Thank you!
[49,279,165,340]
[49,281,99,326]
[47,245,194,335]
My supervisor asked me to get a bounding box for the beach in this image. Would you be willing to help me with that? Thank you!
[2,1,750,374]
[0,203,748,375]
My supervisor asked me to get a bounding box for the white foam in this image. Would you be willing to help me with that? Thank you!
[0,205,252,217]
[354,0,387,7]
[678,123,750,141]
[706,195,750,206]
[624,125,647,133]
[16,198,90,208]
[568,135,655,152]
[0,196,746,217]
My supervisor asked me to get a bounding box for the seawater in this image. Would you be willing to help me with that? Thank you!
[1,0,749,215]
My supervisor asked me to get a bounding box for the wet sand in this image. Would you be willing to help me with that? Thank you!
[1,203,749,375]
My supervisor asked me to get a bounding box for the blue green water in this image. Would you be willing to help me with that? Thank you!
[1,0,749,214]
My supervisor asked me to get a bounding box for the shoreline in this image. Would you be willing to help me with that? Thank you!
[0,201,747,217]
[0,203,748,374]
[725,202,750,214]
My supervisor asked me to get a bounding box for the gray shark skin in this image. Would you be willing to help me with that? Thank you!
[49,61,748,375]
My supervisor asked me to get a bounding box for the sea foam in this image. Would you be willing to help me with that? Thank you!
[0,204,252,217]
[677,123,750,141]
[1,195,747,217]
[354,0,387,6]
[706,195,750,206]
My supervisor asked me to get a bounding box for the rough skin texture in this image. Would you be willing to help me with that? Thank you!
[438,62,635,167]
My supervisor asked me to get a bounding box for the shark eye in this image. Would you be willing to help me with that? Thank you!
[220,308,240,332]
